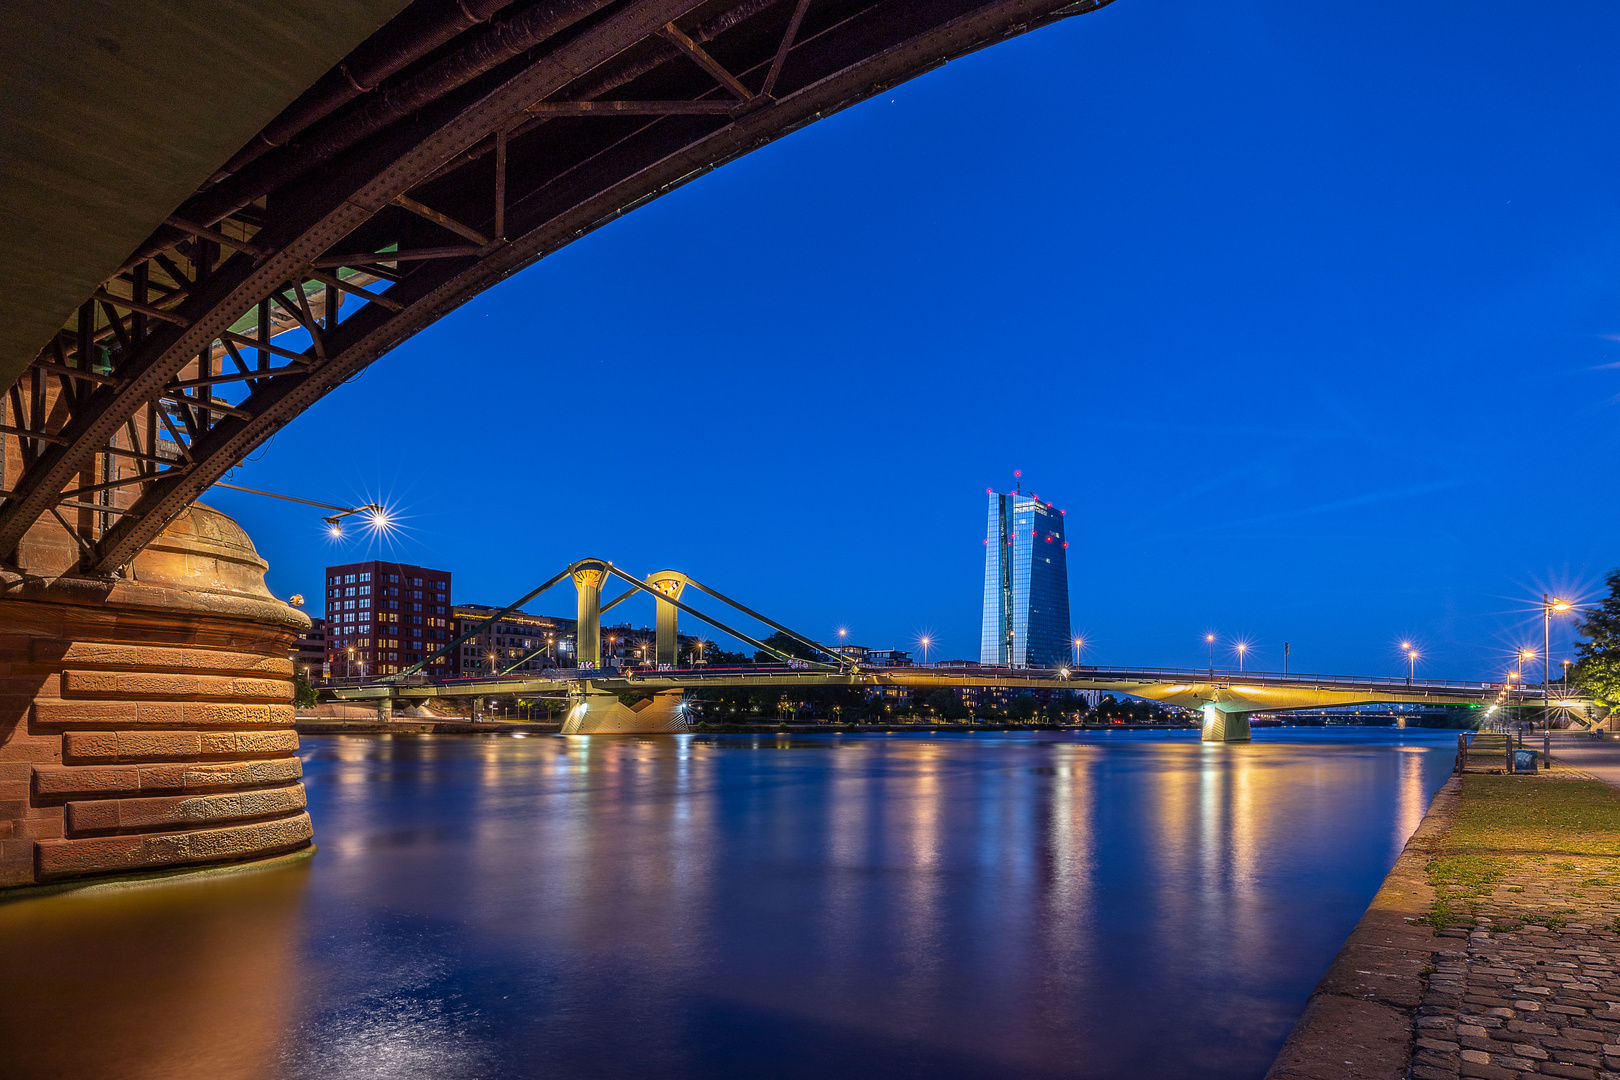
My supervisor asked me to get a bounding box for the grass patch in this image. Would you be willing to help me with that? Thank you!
[1428,855,1513,894]
[1424,774,1620,928]
[1445,774,1620,857]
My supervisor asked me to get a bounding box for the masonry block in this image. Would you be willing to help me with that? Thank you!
[0,502,313,892]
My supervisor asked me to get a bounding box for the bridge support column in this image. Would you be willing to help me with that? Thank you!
[0,505,313,893]
[572,561,607,671]
[1201,703,1252,743]
[560,683,691,734]
[647,571,688,669]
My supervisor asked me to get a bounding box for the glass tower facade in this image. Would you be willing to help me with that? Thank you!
[979,491,1071,668]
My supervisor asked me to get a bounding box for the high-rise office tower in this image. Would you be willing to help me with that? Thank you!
[979,484,1071,668]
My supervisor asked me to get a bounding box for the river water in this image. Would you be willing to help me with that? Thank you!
[0,728,1456,1080]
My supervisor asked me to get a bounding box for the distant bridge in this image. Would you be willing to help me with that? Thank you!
[329,557,1593,740]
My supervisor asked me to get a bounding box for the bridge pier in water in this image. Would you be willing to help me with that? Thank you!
[0,506,313,893]
[560,686,690,734]
[1201,703,1253,743]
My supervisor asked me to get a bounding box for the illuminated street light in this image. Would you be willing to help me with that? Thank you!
[1403,643,1418,686]
[1235,642,1247,673]
[211,480,392,539]
[918,635,932,667]
[1543,595,1574,733]
[1072,636,1084,668]
[1206,633,1215,677]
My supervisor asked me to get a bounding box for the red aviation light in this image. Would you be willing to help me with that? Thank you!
[986,488,993,494]
[1046,502,1052,508]
[1059,509,1066,515]
[1062,542,1069,548]
[1046,535,1053,542]
[983,539,989,545]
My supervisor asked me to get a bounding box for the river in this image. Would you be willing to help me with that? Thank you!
[0,728,1456,1080]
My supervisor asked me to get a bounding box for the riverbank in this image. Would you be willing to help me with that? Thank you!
[1268,753,1620,1080]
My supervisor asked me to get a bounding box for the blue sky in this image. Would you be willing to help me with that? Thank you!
[209,0,1620,681]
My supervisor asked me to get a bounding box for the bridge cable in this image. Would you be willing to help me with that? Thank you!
[599,565,841,671]
[389,565,573,682]
[678,574,846,667]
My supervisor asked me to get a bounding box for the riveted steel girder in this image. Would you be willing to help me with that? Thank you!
[0,0,1116,572]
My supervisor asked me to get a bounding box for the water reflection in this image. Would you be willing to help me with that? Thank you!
[0,859,308,1080]
[0,729,1456,1080]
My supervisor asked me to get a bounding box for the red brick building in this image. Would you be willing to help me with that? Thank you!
[324,560,451,678]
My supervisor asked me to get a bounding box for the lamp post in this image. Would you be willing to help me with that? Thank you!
[1206,634,1215,677]
[1544,596,1571,732]
[346,645,354,681]
[1515,650,1534,735]
[1072,636,1084,668]
[1236,642,1247,673]
[1403,642,1416,686]
[919,636,932,667]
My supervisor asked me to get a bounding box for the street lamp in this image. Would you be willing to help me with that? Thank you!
[1235,642,1247,673]
[918,636,932,667]
[346,645,354,681]
[1402,642,1417,686]
[1519,648,1535,732]
[1072,636,1084,668]
[1206,634,1215,677]
[1544,596,1572,732]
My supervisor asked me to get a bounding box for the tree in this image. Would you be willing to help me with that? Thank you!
[1573,570,1620,706]
[1009,693,1038,721]
[753,631,822,664]
[292,668,319,708]
[926,688,968,720]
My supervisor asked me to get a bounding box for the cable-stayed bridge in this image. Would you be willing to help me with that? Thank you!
[328,558,1587,739]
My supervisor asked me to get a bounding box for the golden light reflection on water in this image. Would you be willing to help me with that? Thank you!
[0,731,1457,1080]
[0,860,308,1080]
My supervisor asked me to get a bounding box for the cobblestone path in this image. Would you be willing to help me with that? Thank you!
[1412,769,1620,1080]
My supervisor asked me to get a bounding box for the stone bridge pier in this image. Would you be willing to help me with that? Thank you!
[0,505,313,893]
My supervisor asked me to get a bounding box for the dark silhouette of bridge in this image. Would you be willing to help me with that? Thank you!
[0,0,1117,577]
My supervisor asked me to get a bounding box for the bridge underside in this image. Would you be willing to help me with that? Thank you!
[0,0,1115,577]
[0,0,1128,891]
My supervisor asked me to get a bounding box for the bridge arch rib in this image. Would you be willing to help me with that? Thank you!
[0,0,1114,575]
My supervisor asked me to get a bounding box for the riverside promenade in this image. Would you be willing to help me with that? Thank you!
[1268,735,1620,1080]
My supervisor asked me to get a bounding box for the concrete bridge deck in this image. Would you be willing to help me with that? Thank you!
[328,663,1589,740]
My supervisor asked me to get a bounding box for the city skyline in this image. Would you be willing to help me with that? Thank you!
[201,0,1616,681]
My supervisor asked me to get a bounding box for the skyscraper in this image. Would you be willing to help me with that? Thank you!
[979,485,1071,668]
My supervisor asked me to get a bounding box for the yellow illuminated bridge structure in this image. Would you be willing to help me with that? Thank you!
[329,558,1590,740]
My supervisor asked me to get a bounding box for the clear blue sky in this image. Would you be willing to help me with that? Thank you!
[210,0,1620,681]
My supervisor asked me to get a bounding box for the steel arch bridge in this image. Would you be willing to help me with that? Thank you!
[0,0,1113,576]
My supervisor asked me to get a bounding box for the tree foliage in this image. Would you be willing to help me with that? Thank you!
[292,668,319,708]
[753,631,822,664]
[1573,570,1620,706]
[926,688,969,719]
